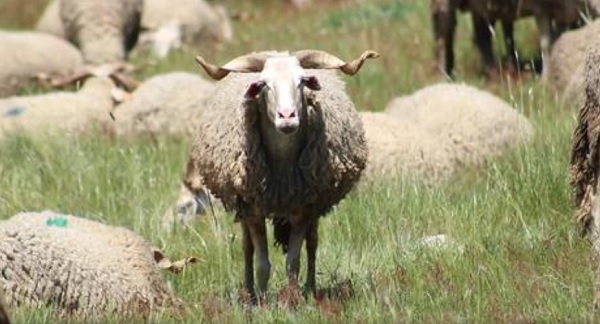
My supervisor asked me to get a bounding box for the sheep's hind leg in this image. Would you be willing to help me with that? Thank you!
[305,219,319,295]
[246,218,271,303]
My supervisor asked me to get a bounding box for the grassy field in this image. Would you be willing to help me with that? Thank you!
[0,0,592,322]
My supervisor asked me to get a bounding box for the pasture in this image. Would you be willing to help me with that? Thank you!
[0,0,590,322]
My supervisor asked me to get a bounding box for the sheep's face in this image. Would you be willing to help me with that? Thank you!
[245,56,321,135]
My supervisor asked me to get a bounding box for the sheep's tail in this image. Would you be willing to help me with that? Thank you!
[273,219,290,253]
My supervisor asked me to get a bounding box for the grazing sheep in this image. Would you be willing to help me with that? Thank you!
[543,20,600,102]
[432,0,600,78]
[431,0,530,78]
[0,211,195,317]
[60,0,143,64]
[569,41,600,309]
[0,30,84,98]
[139,0,232,58]
[184,49,377,299]
[363,83,533,183]
[110,72,214,137]
[0,78,116,141]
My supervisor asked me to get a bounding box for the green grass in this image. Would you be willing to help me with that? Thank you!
[0,0,593,322]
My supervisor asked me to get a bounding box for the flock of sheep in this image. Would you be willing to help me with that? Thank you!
[0,0,600,321]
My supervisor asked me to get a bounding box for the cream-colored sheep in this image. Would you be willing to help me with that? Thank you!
[386,83,533,170]
[110,72,214,137]
[362,83,533,183]
[0,31,84,98]
[139,0,232,58]
[0,211,195,318]
[543,20,600,104]
[0,78,115,141]
[360,111,456,183]
[36,0,65,39]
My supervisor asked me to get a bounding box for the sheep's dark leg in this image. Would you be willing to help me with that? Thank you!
[305,219,319,294]
[472,14,498,79]
[286,216,310,288]
[501,20,518,71]
[246,218,271,301]
[432,6,457,78]
[241,221,255,300]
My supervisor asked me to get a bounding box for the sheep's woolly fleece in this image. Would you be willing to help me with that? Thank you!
[141,0,232,46]
[0,31,83,98]
[570,40,600,236]
[543,20,600,104]
[110,72,215,137]
[0,78,115,141]
[35,0,65,39]
[0,211,196,317]
[60,0,143,64]
[363,83,533,183]
[187,69,368,221]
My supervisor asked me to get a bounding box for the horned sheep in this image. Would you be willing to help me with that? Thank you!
[59,0,143,64]
[0,30,83,98]
[181,49,377,299]
[0,211,195,318]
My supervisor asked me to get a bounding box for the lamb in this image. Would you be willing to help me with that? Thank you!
[0,211,196,317]
[60,0,143,64]
[0,30,83,98]
[183,49,377,299]
[138,0,232,58]
[0,77,116,141]
[543,20,600,103]
[362,83,533,183]
[569,40,600,309]
[110,72,215,137]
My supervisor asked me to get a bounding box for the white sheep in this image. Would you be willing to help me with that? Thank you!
[182,49,377,300]
[0,211,196,317]
[543,20,600,103]
[35,0,65,39]
[0,30,83,98]
[138,0,233,58]
[60,0,143,64]
[110,72,214,137]
[362,83,533,183]
[0,78,116,141]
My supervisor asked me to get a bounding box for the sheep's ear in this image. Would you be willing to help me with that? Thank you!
[244,80,266,100]
[302,76,321,91]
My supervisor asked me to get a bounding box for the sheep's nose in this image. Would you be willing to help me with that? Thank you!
[277,107,296,119]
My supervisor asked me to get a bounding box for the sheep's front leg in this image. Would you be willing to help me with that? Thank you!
[286,216,310,287]
[245,218,271,300]
[472,15,497,78]
[432,6,457,77]
[501,20,517,71]
[305,219,319,294]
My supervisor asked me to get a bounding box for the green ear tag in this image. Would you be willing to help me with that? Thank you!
[46,215,68,228]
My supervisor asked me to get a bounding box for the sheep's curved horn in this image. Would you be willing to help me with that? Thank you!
[195,53,269,80]
[293,50,380,75]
